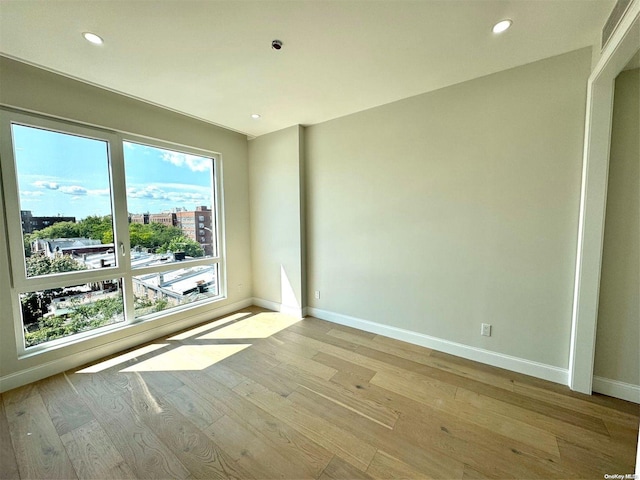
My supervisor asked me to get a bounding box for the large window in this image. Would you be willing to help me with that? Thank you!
[0,109,224,353]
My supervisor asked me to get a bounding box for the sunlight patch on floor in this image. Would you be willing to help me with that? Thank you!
[167,312,253,341]
[196,312,301,340]
[76,343,168,373]
[120,344,252,372]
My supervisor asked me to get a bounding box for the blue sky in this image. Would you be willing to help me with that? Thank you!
[13,125,213,220]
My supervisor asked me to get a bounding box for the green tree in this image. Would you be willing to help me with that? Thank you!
[24,316,68,347]
[23,233,33,257]
[24,295,124,347]
[77,215,113,241]
[102,229,114,244]
[153,297,169,312]
[129,222,155,249]
[67,296,124,329]
[148,222,183,250]
[20,292,52,326]
[26,254,87,277]
[26,216,197,255]
[22,255,87,328]
[129,222,183,251]
[30,221,81,240]
[133,295,171,317]
[134,295,153,309]
[161,235,204,258]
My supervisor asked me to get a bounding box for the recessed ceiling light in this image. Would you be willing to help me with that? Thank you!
[492,19,512,34]
[82,32,104,45]
[251,114,261,119]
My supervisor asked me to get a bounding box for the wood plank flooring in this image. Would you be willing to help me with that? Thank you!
[1,307,638,479]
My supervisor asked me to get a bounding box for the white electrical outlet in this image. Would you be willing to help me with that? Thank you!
[481,323,492,337]
[314,290,320,299]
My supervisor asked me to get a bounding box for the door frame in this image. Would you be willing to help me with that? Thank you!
[569,0,639,394]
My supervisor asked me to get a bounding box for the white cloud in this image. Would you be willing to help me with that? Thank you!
[127,185,165,199]
[87,188,111,196]
[127,184,210,206]
[168,193,208,204]
[21,191,44,197]
[161,152,211,172]
[59,185,88,195]
[30,179,108,197]
[33,180,59,190]
[154,182,210,192]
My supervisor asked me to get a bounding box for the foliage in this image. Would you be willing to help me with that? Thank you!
[24,292,172,347]
[24,296,124,348]
[153,298,169,312]
[29,221,82,240]
[102,229,114,244]
[134,295,153,309]
[24,316,69,347]
[26,254,87,277]
[67,296,124,329]
[161,235,204,258]
[22,255,87,325]
[76,215,113,242]
[20,291,52,326]
[21,216,203,347]
[28,216,114,243]
[134,295,170,315]
[128,222,155,250]
[23,234,33,257]
[130,222,184,252]
[25,216,195,256]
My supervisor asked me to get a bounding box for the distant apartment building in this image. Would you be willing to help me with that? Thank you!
[130,213,149,224]
[131,207,213,255]
[176,206,213,256]
[20,210,76,234]
[149,212,177,227]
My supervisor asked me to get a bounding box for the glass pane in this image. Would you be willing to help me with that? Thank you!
[133,264,219,319]
[21,279,124,348]
[12,124,116,277]
[124,142,216,266]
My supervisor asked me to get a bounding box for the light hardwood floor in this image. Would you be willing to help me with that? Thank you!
[1,307,638,479]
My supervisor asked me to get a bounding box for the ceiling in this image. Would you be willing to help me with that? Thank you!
[0,0,615,138]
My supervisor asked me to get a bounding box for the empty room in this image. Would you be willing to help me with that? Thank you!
[0,0,638,479]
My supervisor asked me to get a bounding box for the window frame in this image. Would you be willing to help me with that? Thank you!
[0,108,227,357]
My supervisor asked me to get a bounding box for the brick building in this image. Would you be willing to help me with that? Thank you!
[176,206,213,256]
[20,210,76,234]
[149,212,177,227]
[130,213,149,224]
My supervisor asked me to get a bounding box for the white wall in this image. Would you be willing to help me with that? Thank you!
[0,46,607,391]
[305,48,591,374]
[0,57,253,391]
[594,68,640,389]
[248,125,306,316]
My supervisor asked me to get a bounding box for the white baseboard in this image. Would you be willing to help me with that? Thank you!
[0,298,253,393]
[593,376,640,404]
[0,300,582,395]
[306,307,569,386]
[252,297,304,318]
